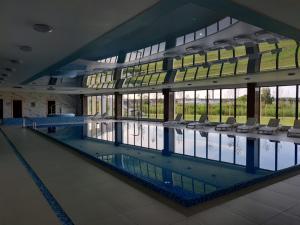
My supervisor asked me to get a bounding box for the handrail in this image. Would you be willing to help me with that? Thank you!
[22,117,37,129]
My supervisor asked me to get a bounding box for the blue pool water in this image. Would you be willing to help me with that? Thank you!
[36,121,300,206]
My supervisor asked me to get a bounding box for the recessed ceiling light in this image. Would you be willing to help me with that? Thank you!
[33,24,54,33]
[187,83,192,86]
[288,72,296,76]
[97,60,101,63]
[212,80,218,84]
[19,45,32,52]
[244,77,251,80]
[2,73,8,77]
[13,86,22,89]
[9,59,23,64]
[5,68,15,72]
[0,78,4,81]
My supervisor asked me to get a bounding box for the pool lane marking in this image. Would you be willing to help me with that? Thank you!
[0,128,74,225]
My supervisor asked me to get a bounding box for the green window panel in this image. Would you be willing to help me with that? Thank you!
[195,66,208,79]
[135,76,144,87]
[222,62,236,76]
[96,74,101,84]
[183,55,194,67]
[142,75,151,86]
[121,68,127,78]
[96,83,103,89]
[133,65,141,75]
[260,52,277,72]
[127,67,134,77]
[234,45,246,57]
[184,67,197,81]
[236,57,248,75]
[220,49,233,60]
[122,78,130,88]
[90,75,96,86]
[156,61,163,72]
[208,63,222,77]
[194,54,205,65]
[140,64,148,75]
[157,72,166,84]
[259,42,276,52]
[278,39,297,69]
[86,76,91,86]
[106,71,113,81]
[100,73,106,83]
[149,73,159,86]
[107,81,115,88]
[207,50,219,62]
[148,62,156,73]
[128,76,138,87]
[102,83,109,88]
[175,69,186,82]
[173,58,182,69]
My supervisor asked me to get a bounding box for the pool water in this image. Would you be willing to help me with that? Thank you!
[36,121,300,206]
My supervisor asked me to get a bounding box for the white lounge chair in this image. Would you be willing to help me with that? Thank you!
[215,117,236,131]
[236,117,258,133]
[287,120,300,137]
[258,118,280,135]
[91,112,109,121]
[163,113,184,126]
[186,115,209,128]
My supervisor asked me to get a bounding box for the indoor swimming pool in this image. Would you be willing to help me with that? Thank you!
[35,121,300,206]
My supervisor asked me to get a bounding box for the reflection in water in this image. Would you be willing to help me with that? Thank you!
[85,122,300,171]
[98,153,218,197]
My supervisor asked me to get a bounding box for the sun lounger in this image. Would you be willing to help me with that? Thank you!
[258,118,280,135]
[186,115,209,128]
[287,119,300,137]
[236,117,258,133]
[215,117,236,131]
[163,113,184,126]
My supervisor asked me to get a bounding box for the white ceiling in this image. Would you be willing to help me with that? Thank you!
[231,0,300,30]
[0,0,159,86]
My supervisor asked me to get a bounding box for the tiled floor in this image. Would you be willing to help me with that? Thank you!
[1,126,300,225]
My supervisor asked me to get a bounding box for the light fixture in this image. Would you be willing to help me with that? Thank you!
[19,45,32,52]
[5,67,15,72]
[244,77,250,80]
[288,72,296,76]
[212,80,218,84]
[2,73,8,77]
[33,24,54,33]
[9,59,23,64]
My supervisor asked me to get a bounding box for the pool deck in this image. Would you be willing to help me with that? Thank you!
[1,126,300,225]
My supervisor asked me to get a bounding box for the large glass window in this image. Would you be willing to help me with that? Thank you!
[208,64,222,77]
[149,93,157,119]
[278,39,297,69]
[222,62,235,76]
[134,94,141,118]
[142,93,149,118]
[236,58,248,75]
[236,88,247,123]
[157,93,164,119]
[207,50,219,62]
[259,42,277,72]
[173,58,182,69]
[260,87,277,124]
[122,94,128,117]
[278,86,296,126]
[128,94,135,117]
[183,55,194,67]
[196,90,207,121]
[174,92,184,118]
[221,89,235,122]
[184,91,195,121]
[208,89,220,122]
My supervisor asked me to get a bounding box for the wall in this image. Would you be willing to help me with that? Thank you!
[0,91,81,118]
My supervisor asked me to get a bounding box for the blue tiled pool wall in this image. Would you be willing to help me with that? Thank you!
[2,116,86,126]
